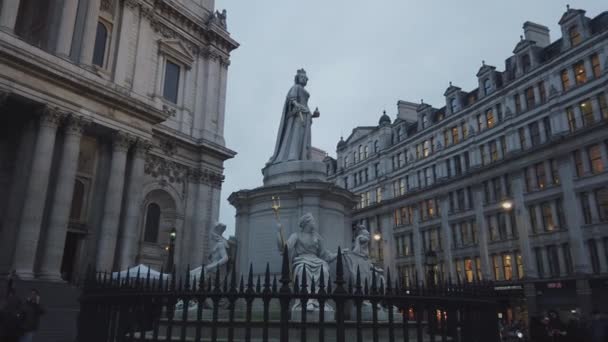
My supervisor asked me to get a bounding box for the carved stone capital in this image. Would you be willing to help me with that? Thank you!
[219,57,231,68]
[133,139,152,158]
[141,5,155,20]
[39,106,64,128]
[124,0,139,9]
[64,115,92,136]
[144,154,187,184]
[111,132,133,152]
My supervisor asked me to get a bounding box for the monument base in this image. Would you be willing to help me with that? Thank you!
[262,160,327,186]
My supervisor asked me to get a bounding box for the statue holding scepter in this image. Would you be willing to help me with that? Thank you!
[267,69,320,165]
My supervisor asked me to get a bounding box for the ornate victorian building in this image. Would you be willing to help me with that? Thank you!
[0,0,238,282]
[325,7,608,319]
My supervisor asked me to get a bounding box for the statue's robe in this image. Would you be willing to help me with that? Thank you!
[268,83,311,164]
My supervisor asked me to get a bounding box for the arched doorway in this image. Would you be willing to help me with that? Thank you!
[137,189,178,270]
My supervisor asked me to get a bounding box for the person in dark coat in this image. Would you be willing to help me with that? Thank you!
[18,289,44,342]
[530,316,550,342]
[0,288,23,342]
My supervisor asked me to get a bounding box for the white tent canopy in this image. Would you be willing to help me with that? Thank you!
[111,264,169,280]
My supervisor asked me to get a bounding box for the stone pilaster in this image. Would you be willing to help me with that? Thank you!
[116,139,150,270]
[0,0,22,33]
[38,115,90,280]
[557,156,590,274]
[55,0,80,57]
[13,107,63,279]
[95,132,132,271]
[511,171,538,279]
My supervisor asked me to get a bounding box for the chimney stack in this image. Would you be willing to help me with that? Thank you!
[523,21,551,47]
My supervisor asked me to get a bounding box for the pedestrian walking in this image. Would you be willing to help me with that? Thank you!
[18,289,44,342]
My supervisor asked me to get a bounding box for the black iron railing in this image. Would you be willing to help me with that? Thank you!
[77,247,500,342]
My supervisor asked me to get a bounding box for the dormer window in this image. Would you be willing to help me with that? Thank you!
[397,127,404,141]
[569,25,582,47]
[483,79,492,95]
[521,54,531,73]
[374,140,379,153]
[450,98,457,113]
[422,114,428,128]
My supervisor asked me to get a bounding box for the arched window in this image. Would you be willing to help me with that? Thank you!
[483,79,492,95]
[69,179,86,221]
[358,145,363,161]
[92,21,108,67]
[374,140,379,153]
[450,98,457,113]
[364,145,369,159]
[144,203,161,243]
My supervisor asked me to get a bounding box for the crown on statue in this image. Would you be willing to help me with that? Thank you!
[296,68,307,76]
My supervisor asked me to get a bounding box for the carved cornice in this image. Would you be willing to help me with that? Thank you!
[188,168,224,188]
[133,139,152,157]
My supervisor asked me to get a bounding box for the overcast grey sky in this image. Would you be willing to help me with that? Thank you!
[216,0,605,236]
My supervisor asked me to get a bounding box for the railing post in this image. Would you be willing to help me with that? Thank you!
[333,247,346,342]
[279,245,292,342]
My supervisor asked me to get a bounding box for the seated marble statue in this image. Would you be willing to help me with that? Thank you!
[342,225,384,288]
[277,213,336,311]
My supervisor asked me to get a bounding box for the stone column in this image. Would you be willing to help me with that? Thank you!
[13,108,63,279]
[511,172,538,279]
[0,0,21,33]
[95,132,131,271]
[439,196,455,280]
[557,156,590,274]
[117,140,150,270]
[472,186,492,279]
[55,0,80,57]
[38,115,89,280]
[580,147,591,176]
[79,0,101,65]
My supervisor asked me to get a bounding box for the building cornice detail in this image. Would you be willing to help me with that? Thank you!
[144,153,224,188]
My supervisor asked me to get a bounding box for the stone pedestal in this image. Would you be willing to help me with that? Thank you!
[230,160,357,276]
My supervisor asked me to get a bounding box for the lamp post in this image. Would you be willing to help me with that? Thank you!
[166,227,177,273]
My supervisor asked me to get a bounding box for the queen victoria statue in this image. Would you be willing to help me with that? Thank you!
[267,69,319,165]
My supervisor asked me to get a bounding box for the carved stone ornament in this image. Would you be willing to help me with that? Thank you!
[111,131,133,152]
[124,0,139,9]
[64,115,92,136]
[39,106,65,128]
[162,104,177,117]
[100,0,115,13]
[144,154,187,184]
[133,139,152,158]
[159,139,177,156]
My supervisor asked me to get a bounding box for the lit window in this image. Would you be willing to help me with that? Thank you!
[475,256,482,280]
[516,253,524,279]
[93,21,110,67]
[144,203,161,243]
[569,25,582,47]
[580,99,594,126]
[486,109,495,129]
[573,61,587,85]
[451,126,459,144]
[588,144,604,174]
[423,140,430,157]
[163,60,181,104]
[492,255,502,281]
[464,258,474,283]
[561,69,570,91]
[503,254,513,281]
[484,79,491,95]
[541,202,554,231]
[591,53,601,78]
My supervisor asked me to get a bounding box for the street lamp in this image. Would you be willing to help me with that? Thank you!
[501,200,513,210]
[166,227,177,273]
[425,250,438,287]
[373,232,382,241]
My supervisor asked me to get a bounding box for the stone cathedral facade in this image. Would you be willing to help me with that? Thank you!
[0,0,238,283]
